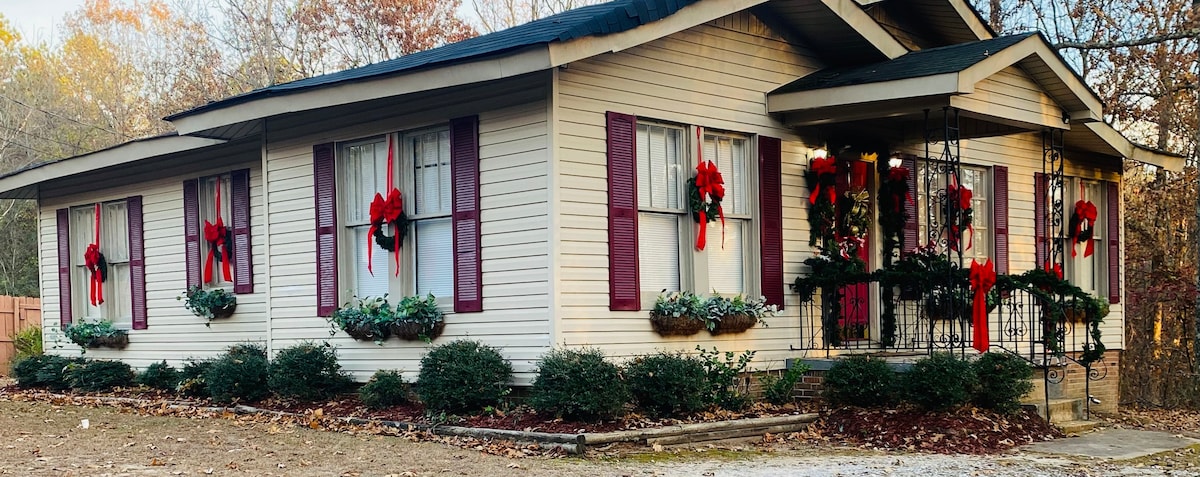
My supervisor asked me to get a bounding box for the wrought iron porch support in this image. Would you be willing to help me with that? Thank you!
[924,107,965,356]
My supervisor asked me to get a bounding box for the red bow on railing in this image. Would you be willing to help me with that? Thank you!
[694,160,726,251]
[367,188,403,275]
[84,243,104,306]
[969,259,995,353]
[809,157,838,205]
[946,183,974,252]
[1071,200,1097,258]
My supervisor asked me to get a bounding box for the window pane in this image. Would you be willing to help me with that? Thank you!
[199,176,233,286]
[71,207,94,320]
[351,225,390,298]
[637,125,651,207]
[108,263,132,325]
[439,130,452,213]
[707,219,744,294]
[637,125,683,210]
[414,131,451,216]
[705,136,747,215]
[103,202,129,262]
[638,212,680,292]
[415,218,454,298]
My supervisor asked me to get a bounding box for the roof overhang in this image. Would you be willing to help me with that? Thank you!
[1067,121,1186,172]
[0,135,227,199]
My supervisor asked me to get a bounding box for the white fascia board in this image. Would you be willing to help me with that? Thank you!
[1085,122,1185,172]
[821,0,908,59]
[0,136,226,197]
[960,36,1103,118]
[171,47,553,136]
[767,73,960,113]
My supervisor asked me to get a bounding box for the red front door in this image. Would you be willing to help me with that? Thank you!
[837,159,871,342]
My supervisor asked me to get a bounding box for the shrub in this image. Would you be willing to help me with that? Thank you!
[760,362,811,405]
[625,352,708,417]
[823,355,897,407]
[360,370,409,409]
[416,340,512,414]
[137,361,180,391]
[205,345,269,403]
[35,355,85,391]
[529,348,628,422]
[66,360,136,392]
[226,343,267,359]
[13,326,42,360]
[696,347,755,410]
[972,352,1034,414]
[269,342,352,401]
[178,359,214,397]
[12,355,49,388]
[904,352,978,411]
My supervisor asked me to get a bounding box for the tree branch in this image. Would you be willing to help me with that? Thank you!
[1055,28,1200,50]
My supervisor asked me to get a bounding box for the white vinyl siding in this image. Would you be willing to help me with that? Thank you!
[340,139,391,300]
[198,174,233,288]
[636,123,685,294]
[70,201,131,328]
[407,129,454,299]
[703,134,749,294]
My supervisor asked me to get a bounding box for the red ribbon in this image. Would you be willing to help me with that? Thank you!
[203,176,232,284]
[693,159,726,251]
[969,259,995,353]
[84,242,104,307]
[809,157,838,205]
[947,183,974,252]
[1044,262,1064,280]
[1071,200,1097,258]
[367,136,404,276]
[886,166,914,212]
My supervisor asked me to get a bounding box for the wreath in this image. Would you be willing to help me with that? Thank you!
[945,182,973,252]
[84,243,107,305]
[1068,199,1097,258]
[204,218,233,283]
[806,156,838,250]
[367,188,408,275]
[688,160,725,250]
[878,162,913,260]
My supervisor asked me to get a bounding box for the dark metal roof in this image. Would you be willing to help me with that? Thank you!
[772,32,1036,94]
[167,0,699,120]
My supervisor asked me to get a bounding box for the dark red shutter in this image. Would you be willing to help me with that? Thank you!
[127,196,148,330]
[606,112,640,311]
[56,208,72,328]
[231,169,254,294]
[1107,181,1120,304]
[992,166,1009,275]
[314,143,339,317]
[451,116,483,313]
[1034,173,1047,267]
[901,156,919,256]
[183,179,202,288]
[758,136,784,309]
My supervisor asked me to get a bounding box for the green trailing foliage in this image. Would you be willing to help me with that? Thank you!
[328,296,394,344]
[823,355,897,407]
[529,348,628,422]
[972,352,1034,414]
[904,352,978,411]
[63,321,128,350]
[205,344,269,403]
[65,360,136,392]
[359,370,410,409]
[179,286,237,325]
[760,362,811,405]
[269,342,353,401]
[624,351,708,418]
[416,340,512,415]
[137,361,180,391]
[696,346,755,411]
[13,326,42,360]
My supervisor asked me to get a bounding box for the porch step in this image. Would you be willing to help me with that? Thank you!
[1056,419,1101,435]
[1023,398,1082,423]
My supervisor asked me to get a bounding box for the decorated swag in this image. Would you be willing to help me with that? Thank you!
[688,128,726,251]
[1069,184,1098,258]
[204,175,233,284]
[84,203,107,306]
[945,179,974,252]
[366,136,408,275]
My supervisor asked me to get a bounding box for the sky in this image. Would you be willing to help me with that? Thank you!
[0,0,84,40]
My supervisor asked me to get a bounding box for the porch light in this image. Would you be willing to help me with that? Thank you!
[813,147,828,159]
[888,155,903,169]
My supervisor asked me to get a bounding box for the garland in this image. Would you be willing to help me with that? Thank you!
[806,156,838,251]
[366,136,408,276]
[878,162,913,261]
[204,175,233,284]
[84,203,106,306]
[688,159,725,251]
[1069,199,1097,258]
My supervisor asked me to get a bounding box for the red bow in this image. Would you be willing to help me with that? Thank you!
[1044,262,1064,280]
[947,183,974,252]
[809,157,838,205]
[969,259,996,353]
[694,160,726,251]
[367,188,403,276]
[1071,200,1097,258]
[203,217,232,284]
[886,166,914,212]
[84,243,104,306]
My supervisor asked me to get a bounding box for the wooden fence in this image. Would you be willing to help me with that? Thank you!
[0,296,41,375]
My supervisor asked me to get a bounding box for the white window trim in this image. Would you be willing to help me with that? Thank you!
[198,173,234,290]
[70,200,132,328]
[915,162,992,266]
[1061,177,1106,296]
[401,126,454,308]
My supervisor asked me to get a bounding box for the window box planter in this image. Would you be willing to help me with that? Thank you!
[709,313,757,335]
[390,294,445,342]
[328,296,393,345]
[649,291,707,337]
[64,321,129,350]
[649,313,705,336]
[179,286,238,326]
[389,320,446,341]
[85,333,130,349]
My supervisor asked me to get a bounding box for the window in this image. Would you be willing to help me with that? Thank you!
[916,163,991,264]
[636,123,686,294]
[703,133,751,294]
[70,201,131,327]
[338,129,455,301]
[1063,178,1105,295]
[198,174,233,287]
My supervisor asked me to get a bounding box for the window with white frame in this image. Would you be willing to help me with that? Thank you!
[636,122,686,295]
[339,129,455,301]
[703,133,751,294]
[70,201,131,327]
[916,163,991,264]
[198,174,233,287]
[1062,178,1105,295]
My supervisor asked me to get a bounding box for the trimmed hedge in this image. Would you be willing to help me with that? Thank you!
[625,352,708,418]
[178,359,213,397]
[269,342,352,401]
[416,340,513,414]
[529,348,628,422]
[972,352,1033,414]
[823,355,897,407]
[359,370,409,409]
[137,361,180,391]
[905,352,978,411]
[66,360,136,392]
[205,345,269,404]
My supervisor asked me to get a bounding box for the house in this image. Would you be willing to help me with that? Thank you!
[0,0,1181,412]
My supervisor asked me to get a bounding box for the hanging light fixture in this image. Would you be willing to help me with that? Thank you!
[888,153,903,169]
[813,147,828,159]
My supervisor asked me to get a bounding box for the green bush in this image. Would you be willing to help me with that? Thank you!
[697,347,755,411]
[359,370,409,409]
[35,355,85,391]
[205,345,269,404]
[226,343,267,359]
[137,361,180,391]
[823,355,897,407]
[416,340,513,414]
[529,348,628,422]
[625,352,708,418]
[972,352,1034,414]
[13,326,42,360]
[269,342,352,401]
[12,355,50,388]
[65,360,136,392]
[178,359,214,397]
[904,352,978,411]
[760,362,811,405]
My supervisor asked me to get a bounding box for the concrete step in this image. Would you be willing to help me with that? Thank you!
[1023,398,1082,423]
[1056,420,1101,434]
